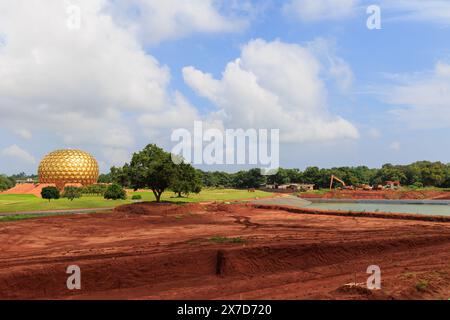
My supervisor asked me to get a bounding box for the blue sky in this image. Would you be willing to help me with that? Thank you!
[1,0,450,174]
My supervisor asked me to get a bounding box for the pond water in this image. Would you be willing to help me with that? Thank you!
[304,202,450,216]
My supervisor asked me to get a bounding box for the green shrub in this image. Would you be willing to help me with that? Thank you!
[131,194,142,200]
[104,184,127,200]
[410,182,424,189]
[62,186,82,201]
[41,186,60,202]
[0,175,15,191]
[81,184,109,196]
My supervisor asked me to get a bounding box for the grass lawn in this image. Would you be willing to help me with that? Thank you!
[132,188,273,203]
[0,189,274,214]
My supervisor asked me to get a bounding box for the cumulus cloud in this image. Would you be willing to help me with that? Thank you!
[2,145,36,164]
[183,39,358,143]
[108,0,247,44]
[0,0,216,168]
[307,38,354,91]
[283,0,358,22]
[387,62,450,129]
[138,92,200,138]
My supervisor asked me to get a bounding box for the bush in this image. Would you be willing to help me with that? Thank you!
[63,186,82,201]
[81,184,109,196]
[410,182,424,189]
[104,184,127,200]
[131,194,142,200]
[41,186,60,201]
[0,175,15,191]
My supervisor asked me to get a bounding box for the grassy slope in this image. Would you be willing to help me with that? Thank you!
[0,189,273,213]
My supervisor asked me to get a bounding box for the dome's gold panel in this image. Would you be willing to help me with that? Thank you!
[38,149,99,189]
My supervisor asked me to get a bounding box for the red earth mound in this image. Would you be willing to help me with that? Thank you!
[301,190,450,200]
[0,202,449,300]
[1,183,56,198]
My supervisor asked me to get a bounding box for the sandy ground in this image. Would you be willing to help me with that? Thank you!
[0,202,449,300]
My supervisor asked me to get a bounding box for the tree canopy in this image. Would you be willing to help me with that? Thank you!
[104,144,450,192]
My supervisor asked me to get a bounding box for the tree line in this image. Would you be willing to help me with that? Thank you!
[108,159,450,191]
[2,146,450,194]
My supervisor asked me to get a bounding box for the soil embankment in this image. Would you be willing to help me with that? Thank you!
[0,202,449,300]
[301,190,450,200]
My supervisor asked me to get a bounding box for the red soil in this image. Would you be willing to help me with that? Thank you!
[0,202,449,300]
[1,183,56,198]
[301,190,450,200]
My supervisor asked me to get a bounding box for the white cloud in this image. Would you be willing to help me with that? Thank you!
[382,0,450,25]
[183,39,358,143]
[307,38,354,91]
[2,145,36,164]
[387,62,450,129]
[138,92,200,138]
[108,0,247,44]
[284,0,358,22]
[0,0,215,168]
[283,0,450,25]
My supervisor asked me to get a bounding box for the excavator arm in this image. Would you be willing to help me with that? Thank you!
[330,175,346,190]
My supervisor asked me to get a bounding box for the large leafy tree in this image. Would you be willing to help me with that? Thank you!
[127,144,177,202]
[171,162,202,197]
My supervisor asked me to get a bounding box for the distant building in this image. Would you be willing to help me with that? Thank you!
[265,183,314,191]
[15,178,37,184]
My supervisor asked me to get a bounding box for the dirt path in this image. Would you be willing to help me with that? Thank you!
[0,202,449,300]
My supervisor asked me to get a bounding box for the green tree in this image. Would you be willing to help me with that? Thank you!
[127,144,177,202]
[104,183,127,200]
[171,162,202,197]
[62,186,82,201]
[266,168,290,186]
[232,168,266,188]
[302,167,321,185]
[41,186,60,202]
[97,173,112,183]
[372,164,407,185]
[110,165,131,187]
[0,175,15,191]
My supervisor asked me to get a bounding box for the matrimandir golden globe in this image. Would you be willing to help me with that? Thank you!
[38,149,99,189]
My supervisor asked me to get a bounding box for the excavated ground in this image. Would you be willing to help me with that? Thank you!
[0,202,449,300]
[301,190,450,200]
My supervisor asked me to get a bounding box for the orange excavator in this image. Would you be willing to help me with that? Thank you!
[329,175,352,190]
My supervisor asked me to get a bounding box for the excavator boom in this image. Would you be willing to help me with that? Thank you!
[330,175,347,190]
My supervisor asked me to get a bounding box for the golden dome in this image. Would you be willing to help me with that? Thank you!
[38,149,99,189]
